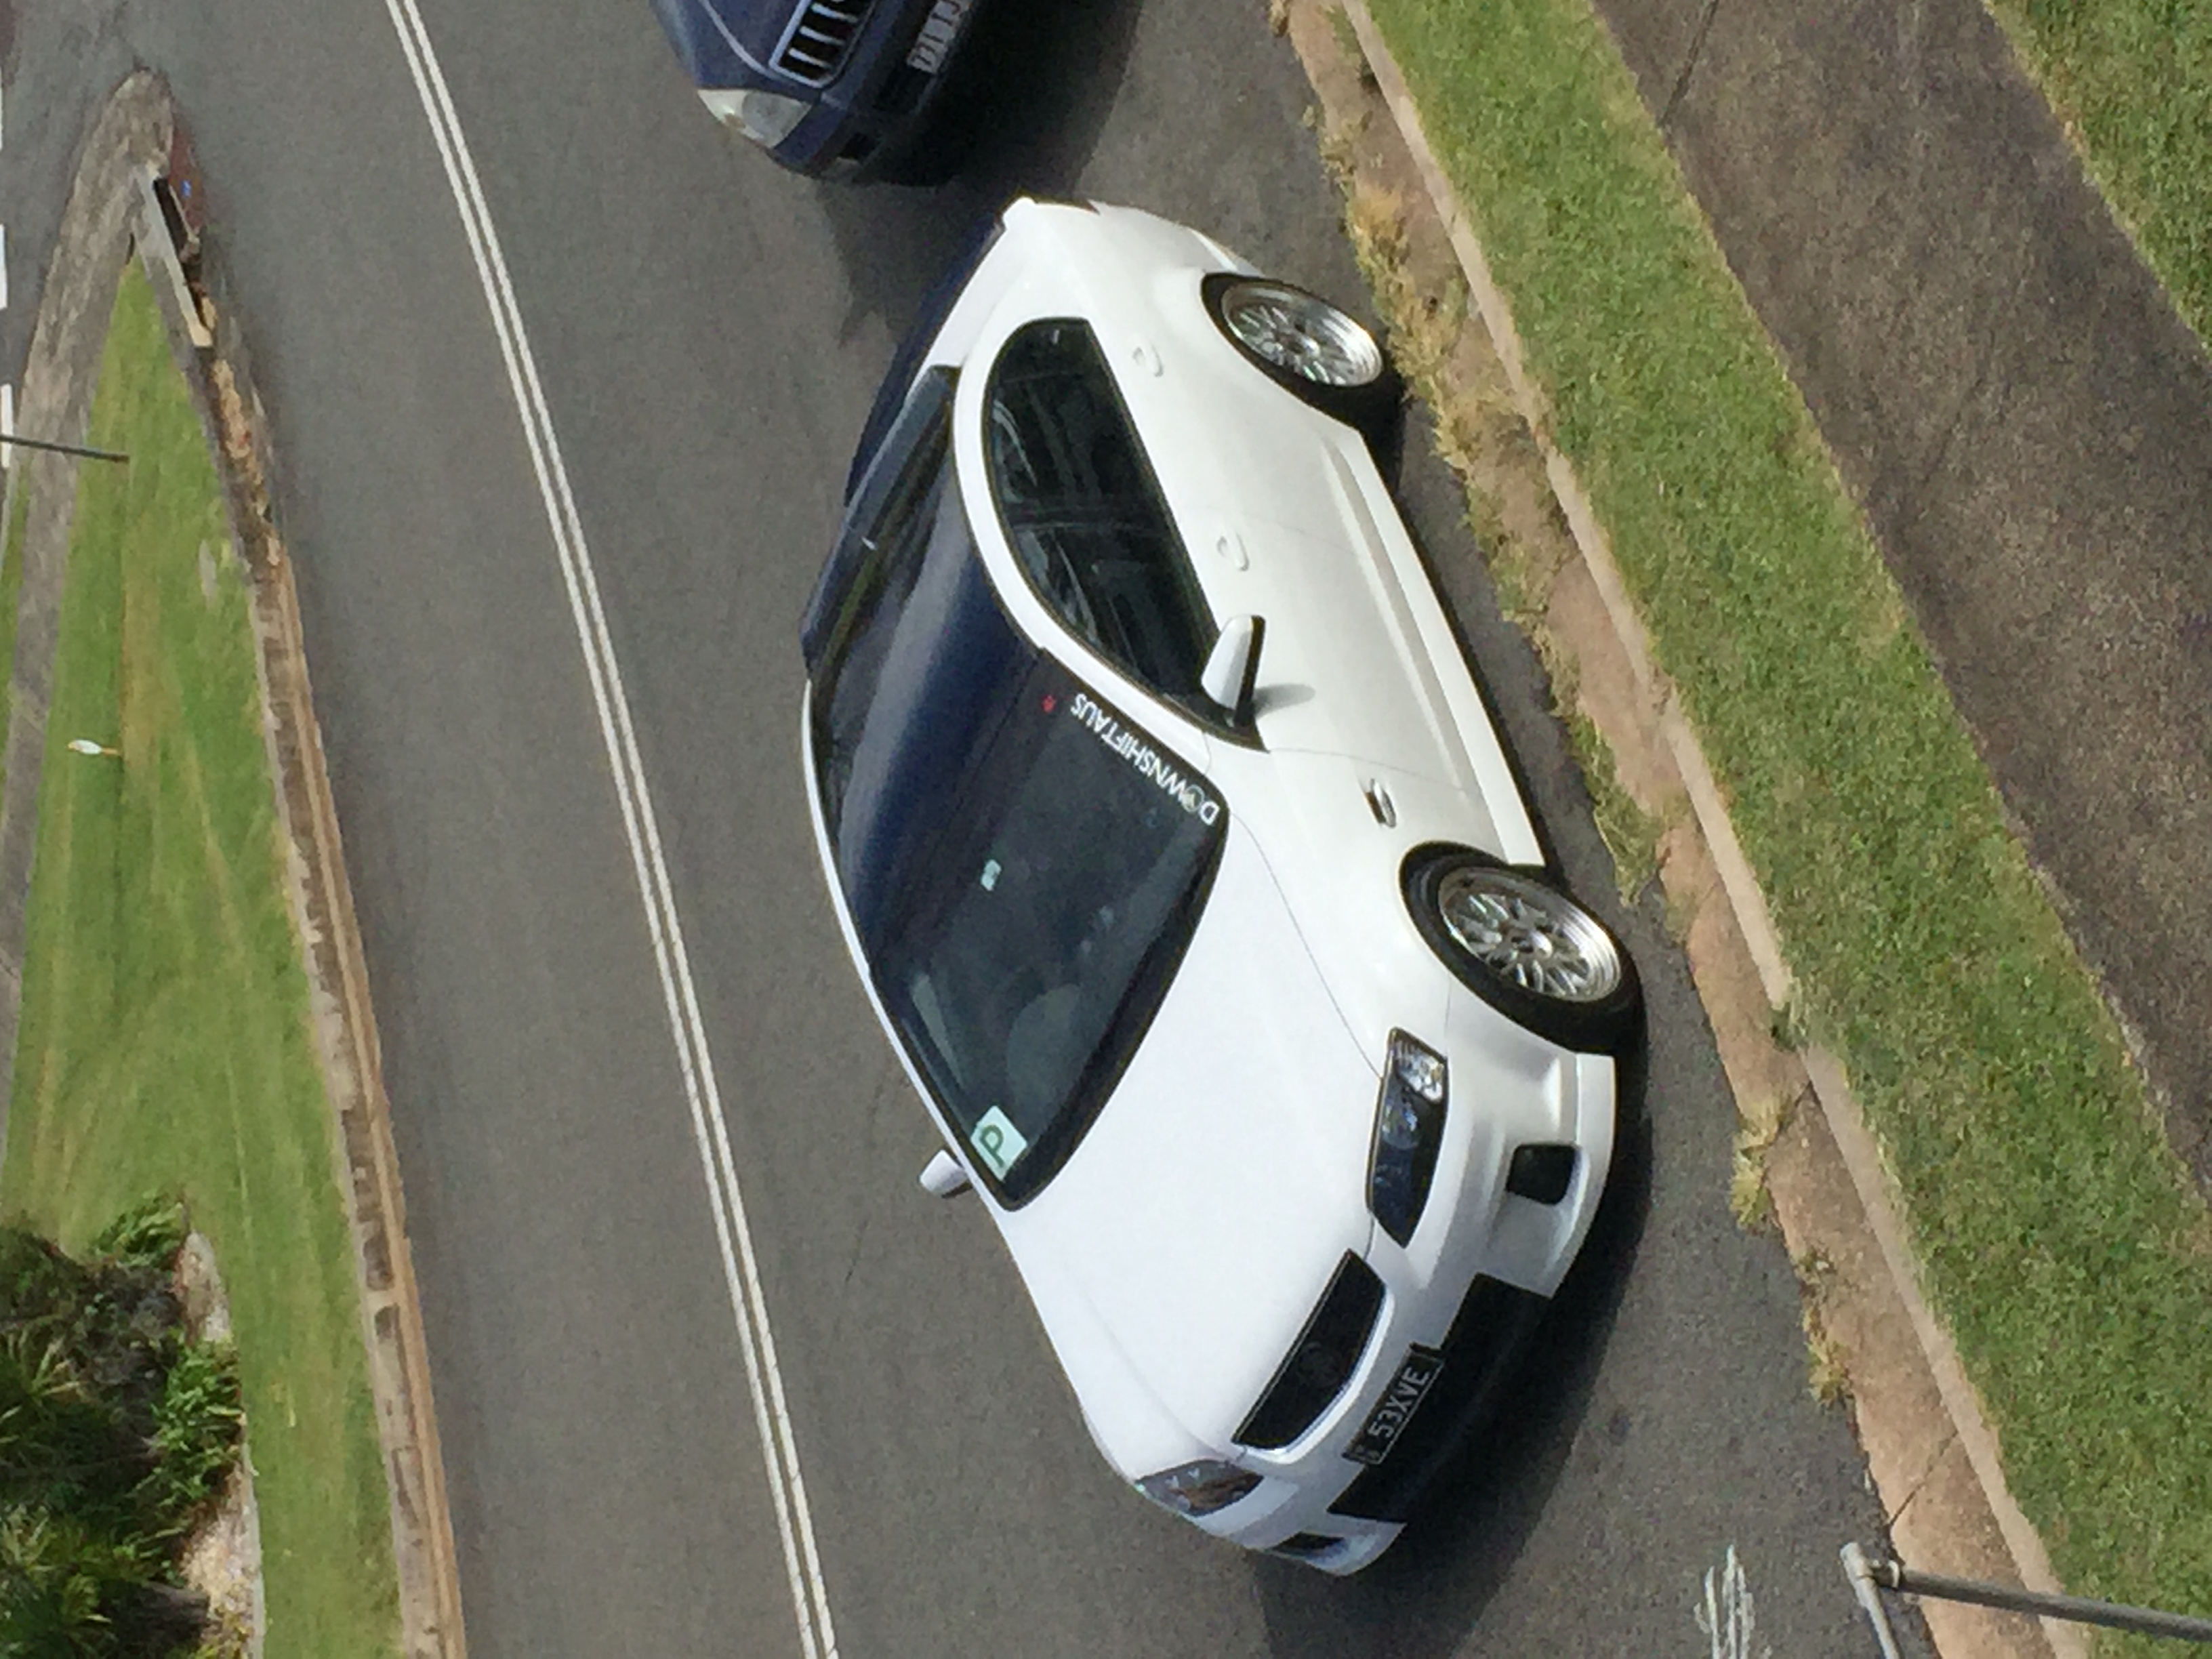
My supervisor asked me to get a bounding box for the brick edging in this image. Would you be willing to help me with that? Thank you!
[135,101,468,1659]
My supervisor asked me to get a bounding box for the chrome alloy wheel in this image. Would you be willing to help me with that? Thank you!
[1435,867,1624,1004]
[1216,280,1385,388]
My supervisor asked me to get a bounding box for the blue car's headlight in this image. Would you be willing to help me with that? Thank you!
[699,87,812,148]
[1368,1031,1448,1245]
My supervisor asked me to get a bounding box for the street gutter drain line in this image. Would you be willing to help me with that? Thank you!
[375,5,840,1656]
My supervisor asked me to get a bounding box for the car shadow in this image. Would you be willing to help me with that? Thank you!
[1251,1042,1655,1656]
[810,0,1145,355]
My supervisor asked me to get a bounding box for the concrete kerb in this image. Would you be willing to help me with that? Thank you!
[1287,5,2081,1655]
[1,71,466,1658]
[134,107,468,1659]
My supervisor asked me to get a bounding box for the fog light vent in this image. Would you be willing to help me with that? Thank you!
[1505,1144,1576,1206]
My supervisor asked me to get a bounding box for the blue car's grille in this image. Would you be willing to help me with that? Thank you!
[775,0,871,83]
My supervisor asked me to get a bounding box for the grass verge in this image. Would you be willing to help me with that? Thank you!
[1357,0,2212,1631]
[1982,0,2212,352]
[1,261,400,1656]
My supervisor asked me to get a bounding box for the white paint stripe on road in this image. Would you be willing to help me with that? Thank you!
[1,384,13,470]
[1696,1545,1770,1659]
[376,5,840,1655]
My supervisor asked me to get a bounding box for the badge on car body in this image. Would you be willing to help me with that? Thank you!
[905,0,972,74]
[1345,1345,1446,1466]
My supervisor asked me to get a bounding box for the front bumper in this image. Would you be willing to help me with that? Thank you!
[1187,1014,1616,1573]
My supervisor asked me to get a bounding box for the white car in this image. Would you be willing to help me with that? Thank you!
[798,199,1640,1573]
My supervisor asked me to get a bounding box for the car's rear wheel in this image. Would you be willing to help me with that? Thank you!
[1202,274,1399,435]
[1404,847,1641,1053]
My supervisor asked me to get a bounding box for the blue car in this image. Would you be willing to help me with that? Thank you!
[649,0,981,180]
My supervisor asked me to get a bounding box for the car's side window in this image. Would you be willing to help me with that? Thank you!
[984,320,1218,710]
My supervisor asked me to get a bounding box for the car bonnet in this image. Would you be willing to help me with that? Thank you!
[996,818,1382,1464]
[648,0,781,83]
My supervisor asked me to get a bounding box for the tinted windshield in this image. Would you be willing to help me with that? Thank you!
[808,388,1226,1205]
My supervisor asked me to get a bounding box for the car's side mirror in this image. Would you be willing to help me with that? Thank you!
[919,1149,972,1198]
[1201,615,1266,728]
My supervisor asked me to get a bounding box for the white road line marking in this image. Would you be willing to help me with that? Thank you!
[1,384,13,470]
[375,6,839,1655]
[1696,1544,1771,1659]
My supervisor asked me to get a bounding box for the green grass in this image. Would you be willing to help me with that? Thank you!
[1359,0,2212,1633]
[1984,0,2212,350]
[1,262,400,1656]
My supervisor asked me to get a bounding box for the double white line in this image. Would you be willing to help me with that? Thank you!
[378,3,840,1654]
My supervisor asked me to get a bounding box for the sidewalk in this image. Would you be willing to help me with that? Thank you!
[1593,0,2212,1189]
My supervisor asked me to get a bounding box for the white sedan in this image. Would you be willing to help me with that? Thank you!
[798,199,1640,1573]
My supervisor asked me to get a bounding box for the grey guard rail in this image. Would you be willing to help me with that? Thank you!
[1841,1542,2212,1650]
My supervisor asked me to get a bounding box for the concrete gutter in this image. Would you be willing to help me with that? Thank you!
[1283,6,2082,1654]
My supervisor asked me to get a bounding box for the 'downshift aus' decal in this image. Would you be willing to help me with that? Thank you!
[1067,690,1221,823]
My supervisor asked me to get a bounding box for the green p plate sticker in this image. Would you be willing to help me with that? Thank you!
[970,1105,1029,1179]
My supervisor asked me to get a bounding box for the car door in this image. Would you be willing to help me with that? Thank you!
[980,316,1225,724]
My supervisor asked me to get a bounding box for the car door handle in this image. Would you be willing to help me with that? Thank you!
[1363,777,1398,827]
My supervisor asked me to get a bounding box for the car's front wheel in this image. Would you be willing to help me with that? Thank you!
[1202,274,1399,436]
[1404,847,1641,1054]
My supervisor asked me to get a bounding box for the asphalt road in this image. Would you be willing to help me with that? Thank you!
[5,1,1924,1654]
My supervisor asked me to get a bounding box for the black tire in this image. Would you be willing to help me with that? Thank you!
[1201,272,1401,438]
[1402,846,1643,1054]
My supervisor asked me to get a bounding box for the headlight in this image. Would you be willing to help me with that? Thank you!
[698,87,813,148]
[1368,1031,1448,1245]
[1133,1458,1261,1518]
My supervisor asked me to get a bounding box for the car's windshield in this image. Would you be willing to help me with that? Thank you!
[808,378,1227,1205]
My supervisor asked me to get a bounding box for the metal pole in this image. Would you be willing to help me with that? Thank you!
[1853,1549,2212,1645]
[1840,1544,1905,1659]
[0,431,129,463]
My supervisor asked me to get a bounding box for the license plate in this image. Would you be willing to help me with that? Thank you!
[1345,1345,1446,1466]
[905,0,972,74]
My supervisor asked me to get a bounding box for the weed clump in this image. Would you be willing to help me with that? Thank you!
[0,1199,244,1656]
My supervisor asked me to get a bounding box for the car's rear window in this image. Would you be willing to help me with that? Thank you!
[808,384,1226,1206]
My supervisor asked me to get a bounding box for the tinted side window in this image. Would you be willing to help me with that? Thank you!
[985,321,1217,708]
[807,370,962,846]
[802,367,956,681]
